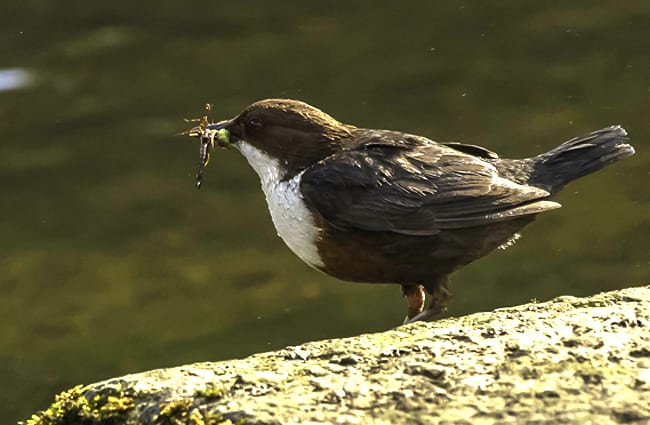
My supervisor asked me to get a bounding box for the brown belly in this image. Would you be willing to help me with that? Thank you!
[315,216,536,287]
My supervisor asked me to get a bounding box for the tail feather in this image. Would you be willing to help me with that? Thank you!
[529,125,635,192]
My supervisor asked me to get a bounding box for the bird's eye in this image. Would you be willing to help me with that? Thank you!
[248,118,262,128]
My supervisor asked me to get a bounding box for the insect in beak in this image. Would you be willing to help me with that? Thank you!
[179,104,231,189]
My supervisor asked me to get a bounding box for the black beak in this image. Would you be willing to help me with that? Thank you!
[206,119,232,131]
[207,118,241,144]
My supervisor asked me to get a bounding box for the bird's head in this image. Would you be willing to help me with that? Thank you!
[208,99,354,178]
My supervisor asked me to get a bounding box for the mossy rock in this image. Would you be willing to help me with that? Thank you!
[23,286,650,425]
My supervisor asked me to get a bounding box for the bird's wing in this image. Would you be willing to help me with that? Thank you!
[300,134,560,235]
[441,142,499,159]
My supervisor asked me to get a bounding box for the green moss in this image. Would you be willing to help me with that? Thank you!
[156,400,195,425]
[21,384,242,425]
[150,399,244,425]
[194,384,227,400]
[19,384,134,425]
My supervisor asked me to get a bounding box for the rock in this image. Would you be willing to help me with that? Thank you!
[22,286,650,425]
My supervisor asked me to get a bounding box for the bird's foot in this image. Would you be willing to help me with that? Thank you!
[402,281,451,324]
[402,284,425,324]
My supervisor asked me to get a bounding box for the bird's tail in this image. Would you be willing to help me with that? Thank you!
[528,125,635,192]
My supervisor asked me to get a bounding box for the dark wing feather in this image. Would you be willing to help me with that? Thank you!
[441,142,499,159]
[300,132,560,235]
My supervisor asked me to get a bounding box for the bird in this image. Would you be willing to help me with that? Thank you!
[193,99,635,323]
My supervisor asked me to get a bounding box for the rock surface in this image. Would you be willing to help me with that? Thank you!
[24,286,650,425]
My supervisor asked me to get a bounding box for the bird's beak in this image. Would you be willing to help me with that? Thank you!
[181,112,241,189]
[183,118,237,147]
[205,119,236,147]
[206,119,231,130]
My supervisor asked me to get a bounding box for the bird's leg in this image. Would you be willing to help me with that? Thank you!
[401,284,425,324]
[403,280,451,323]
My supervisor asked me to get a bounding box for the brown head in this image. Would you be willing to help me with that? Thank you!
[210,99,354,178]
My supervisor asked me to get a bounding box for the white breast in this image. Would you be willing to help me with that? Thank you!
[236,142,324,268]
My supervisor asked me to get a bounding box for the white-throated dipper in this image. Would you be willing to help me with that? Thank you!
[189,99,635,323]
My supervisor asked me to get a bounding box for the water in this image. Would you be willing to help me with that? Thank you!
[1,1,648,422]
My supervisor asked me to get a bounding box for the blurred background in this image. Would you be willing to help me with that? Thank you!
[1,1,648,422]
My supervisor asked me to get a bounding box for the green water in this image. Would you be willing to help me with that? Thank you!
[1,1,648,422]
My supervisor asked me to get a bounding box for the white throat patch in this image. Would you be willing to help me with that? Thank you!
[236,142,324,268]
